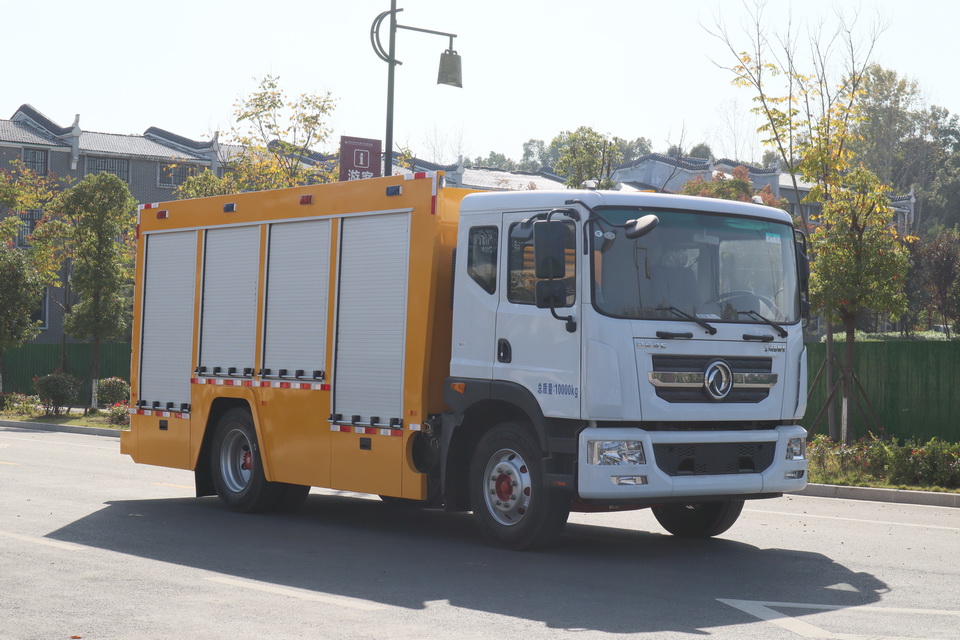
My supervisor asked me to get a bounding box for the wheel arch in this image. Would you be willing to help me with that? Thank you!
[440,378,582,511]
[194,396,259,497]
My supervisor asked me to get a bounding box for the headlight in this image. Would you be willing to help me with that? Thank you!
[587,440,646,465]
[786,437,806,460]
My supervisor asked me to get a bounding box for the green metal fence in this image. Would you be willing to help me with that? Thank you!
[1,343,131,406]
[803,341,960,443]
[2,341,957,441]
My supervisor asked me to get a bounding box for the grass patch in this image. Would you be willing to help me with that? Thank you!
[0,410,123,430]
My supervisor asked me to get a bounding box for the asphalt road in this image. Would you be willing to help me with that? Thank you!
[1,425,958,640]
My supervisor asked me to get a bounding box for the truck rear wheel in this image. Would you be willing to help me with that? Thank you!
[652,500,744,538]
[469,422,570,550]
[211,408,305,513]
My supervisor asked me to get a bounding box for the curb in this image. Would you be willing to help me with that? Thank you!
[2,420,958,508]
[0,419,121,439]
[799,483,960,509]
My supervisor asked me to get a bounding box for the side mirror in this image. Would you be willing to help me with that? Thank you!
[535,279,568,309]
[533,220,567,279]
[510,218,535,241]
[624,214,659,239]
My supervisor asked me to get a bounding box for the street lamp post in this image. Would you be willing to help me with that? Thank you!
[371,1,462,176]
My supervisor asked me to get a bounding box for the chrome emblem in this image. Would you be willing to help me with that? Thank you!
[704,360,733,400]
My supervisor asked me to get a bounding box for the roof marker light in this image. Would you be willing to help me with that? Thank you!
[156,210,169,219]
[223,203,237,213]
[300,195,314,205]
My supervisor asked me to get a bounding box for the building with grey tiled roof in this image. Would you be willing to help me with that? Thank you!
[1,104,221,345]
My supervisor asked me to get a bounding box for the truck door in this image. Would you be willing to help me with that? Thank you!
[493,211,582,419]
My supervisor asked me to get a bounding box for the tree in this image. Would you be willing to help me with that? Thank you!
[0,217,44,394]
[809,168,910,441]
[518,139,548,171]
[680,165,782,207]
[177,75,337,198]
[688,142,713,160]
[470,151,517,171]
[852,65,925,189]
[51,173,136,407]
[710,1,889,441]
[553,127,623,189]
[617,137,652,165]
[922,227,960,334]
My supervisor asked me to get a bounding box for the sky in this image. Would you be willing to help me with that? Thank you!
[4,0,955,167]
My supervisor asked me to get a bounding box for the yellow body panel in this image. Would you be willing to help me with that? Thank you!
[122,174,473,500]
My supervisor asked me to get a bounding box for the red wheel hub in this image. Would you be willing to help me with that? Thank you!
[242,451,252,471]
[495,474,513,502]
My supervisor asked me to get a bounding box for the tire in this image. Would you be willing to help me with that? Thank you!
[211,407,290,513]
[652,500,744,538]
[469,422,570,550]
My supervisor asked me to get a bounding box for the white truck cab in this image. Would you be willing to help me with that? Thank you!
[443,189,809,548]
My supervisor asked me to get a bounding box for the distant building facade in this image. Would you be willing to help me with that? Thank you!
[0,104,221,344]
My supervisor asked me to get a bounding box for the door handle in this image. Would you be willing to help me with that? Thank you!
[497,338,512,363]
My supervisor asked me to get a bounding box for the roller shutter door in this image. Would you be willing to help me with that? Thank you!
[334,213,409,425]
[139,231,197,409]
[199,226,260,376]
[263,220,331,376]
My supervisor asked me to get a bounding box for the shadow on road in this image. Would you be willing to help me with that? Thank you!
[48,492,888,634]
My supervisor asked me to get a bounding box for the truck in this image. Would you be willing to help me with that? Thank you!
[120,171,809,550]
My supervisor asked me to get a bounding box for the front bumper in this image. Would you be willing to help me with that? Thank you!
[577,425,807,500]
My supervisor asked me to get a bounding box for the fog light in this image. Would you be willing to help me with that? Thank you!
[784,470,805,480]
[786,437,806,460]
[588,440,646,465]
[612,475,648,486]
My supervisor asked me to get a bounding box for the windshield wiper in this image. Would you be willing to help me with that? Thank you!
[656,306,717,335]
[737,309,788,338]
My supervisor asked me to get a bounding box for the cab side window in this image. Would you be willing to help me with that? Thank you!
[467,226,498,294]
[507,221,576,306]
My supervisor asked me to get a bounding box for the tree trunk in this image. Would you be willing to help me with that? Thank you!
[90,336,100,410]
[842,320,857,445]
[825,323,839,440]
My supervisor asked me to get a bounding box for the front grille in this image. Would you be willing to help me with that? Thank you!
[650,355,773,404]
[653,442,776,476]
[652,355,772,373]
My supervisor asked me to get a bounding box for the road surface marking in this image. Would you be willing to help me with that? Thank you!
[746,509,960,532]
[0,461,18,466]
[0,434,115,451]
[719,598,960,639]
[0,529,82,551]
[151,482,193,489]
[207,576,384,611]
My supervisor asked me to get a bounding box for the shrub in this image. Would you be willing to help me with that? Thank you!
[810,434,960,490]
[0,393,39,416]
[97,377,130,406]
[107,401,130,426]
[33,372,80,416]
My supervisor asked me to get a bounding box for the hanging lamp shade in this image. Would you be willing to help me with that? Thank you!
[437,49,463,88]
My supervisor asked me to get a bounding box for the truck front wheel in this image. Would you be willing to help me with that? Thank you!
[652,500,744,538]
[211,408,307,513]
[469,422,570,550]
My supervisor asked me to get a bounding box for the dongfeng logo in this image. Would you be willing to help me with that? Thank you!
[704,360,733,400]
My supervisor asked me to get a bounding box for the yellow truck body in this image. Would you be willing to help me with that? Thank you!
[121,172,469,500]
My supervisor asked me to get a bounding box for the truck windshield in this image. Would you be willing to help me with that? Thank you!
[591,207,799,324]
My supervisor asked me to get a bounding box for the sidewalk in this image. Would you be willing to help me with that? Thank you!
[3,419,958,509]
